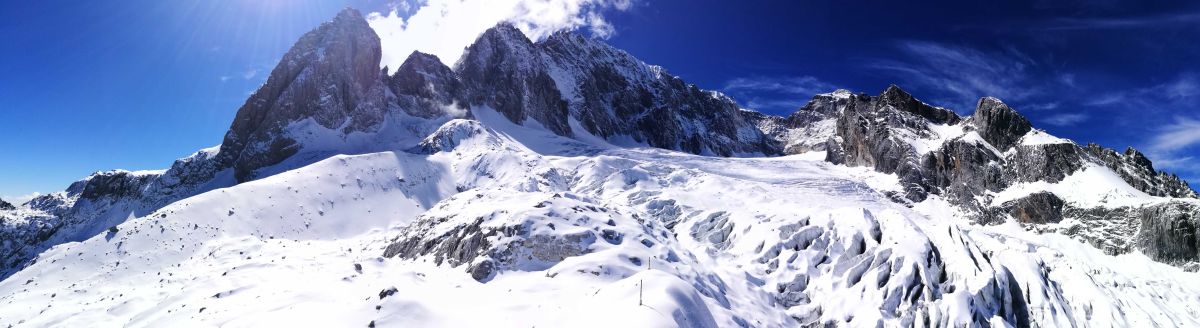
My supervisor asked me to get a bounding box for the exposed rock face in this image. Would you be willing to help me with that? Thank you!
[970,97,1031,151]
[457,24,572,136]
[1084,144,1197,198]
[77,171,157,200]
[1002,192,1065,224]
[1049,201,1199,267]
[216,8,389,182]
[1136,202,1200,265]
[826,86,959,201]
[457,25,778,156]
[382,191,647,282]
[388,51,465,118]
[1002,143,1084,184]
[877,85,961,125]
[809,84,1198,267]
[755,90,857,154]
[0,199,13,211]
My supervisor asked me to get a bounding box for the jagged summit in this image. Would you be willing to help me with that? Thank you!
[5,9,1200,326]
[216,7,387,182]
[970,96,1032,150]
[877,84,962,124]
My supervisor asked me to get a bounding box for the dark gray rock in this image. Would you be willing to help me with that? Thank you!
[1135,201,1200,265]
[0,199,13,211]
[456,25,779,156]
[1001,192,1065,224]
[877,85,961,125]
[754,90,860,154]
[388,51,466,118]
[456,23,572,136]
[1003,143,1085,184]
[827,86,955,202]
[382,216,594,282]
[969,97,1031,151]
[216,8,389,182]
[1084,144,1197,198]
[923,139,1005,199]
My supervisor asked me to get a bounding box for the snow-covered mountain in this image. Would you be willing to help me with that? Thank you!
[2,8,1200,327]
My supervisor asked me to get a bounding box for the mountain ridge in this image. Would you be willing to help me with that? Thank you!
[2,8,1200,326]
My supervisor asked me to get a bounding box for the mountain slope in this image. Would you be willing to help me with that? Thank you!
[2,7,1200,327]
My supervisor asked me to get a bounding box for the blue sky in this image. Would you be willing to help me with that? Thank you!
[2,0,1199,200]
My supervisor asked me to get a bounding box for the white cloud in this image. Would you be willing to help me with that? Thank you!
[723,76,838,97]
[3,192,42,206]
[1149,116,1200,154]
[242,69,259,80]
[366,0,634,69]
[1042,113,1088,126]
[867,41,1046,112]
[1086,74,1199,108]
[721,76,840,112]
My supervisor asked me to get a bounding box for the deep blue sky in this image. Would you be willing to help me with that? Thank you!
[3,0,1200,199]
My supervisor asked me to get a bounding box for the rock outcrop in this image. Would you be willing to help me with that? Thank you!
[216,8,389,182]
[811,84,1198,267]
[970,97,1031,151]
[457,25,779,156]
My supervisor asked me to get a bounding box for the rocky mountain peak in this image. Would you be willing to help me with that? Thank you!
[971,96,1032,150]
[876,84,961,125]
[216,7,388,182]
[456,23,571,136]
[0,198,13,211]
[1124,146,1155,170]
[389,51,464,118]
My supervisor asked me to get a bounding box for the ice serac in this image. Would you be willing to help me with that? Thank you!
[216,8,388,182]
[971,97,1031,151]
[457,24,778,156]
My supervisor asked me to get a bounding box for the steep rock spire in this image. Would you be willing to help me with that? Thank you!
[456,23,572,136]
[971,97,1032,150]
[389,51,465,118]
[217,8,388,182]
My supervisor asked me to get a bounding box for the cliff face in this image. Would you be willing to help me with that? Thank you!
[456,25,778,156]
[215,9,389,182]
[804,84,1198,265]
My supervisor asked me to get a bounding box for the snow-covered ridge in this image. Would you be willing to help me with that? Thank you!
[3,117,1199,326]
[2,7,1200,327]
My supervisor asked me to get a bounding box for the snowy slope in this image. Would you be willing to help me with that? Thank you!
[4,113,1199,327]
[3,8,1200,328]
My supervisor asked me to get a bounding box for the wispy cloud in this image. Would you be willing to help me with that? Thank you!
[1039,12,1200,30]
[723,76,838,97]
[1149,116,1200,154]
[241,69,259,80]
[865,41,1051,112]
[1086,74,1199,109]
[721,76,840,113]
[1042,113,1089,126]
